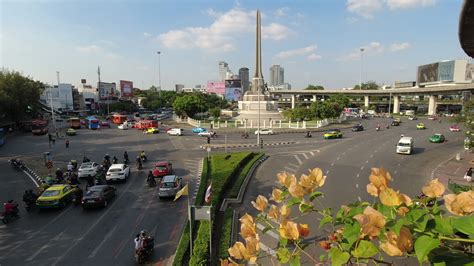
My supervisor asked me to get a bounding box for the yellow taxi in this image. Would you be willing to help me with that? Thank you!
[36,184,77,209]
[146,127,159,134]
[416,123,426,130]
[323,129,343,139]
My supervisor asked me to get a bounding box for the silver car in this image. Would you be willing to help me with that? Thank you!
[78,162,100,178]
[158,175,183,198]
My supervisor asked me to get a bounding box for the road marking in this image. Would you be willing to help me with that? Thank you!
[284,166,296,173]
[326,170,330,174]
[357,174,360,178]
[88,225,118,258]
[288,163,299,168]
[394,170,397,174]
[259,242,277,257]
[331,162,335,167]
[27,230,67,261]
[22,169,39,187]
[336,157,340,161]
[370,155,373,158]
[360,166,364,170]
[365,160,369,164]
[358,196,362,201]
[293,155,303,165]
[310,151,315,156]
[355,183,359,188]
[342,152,346,155]
[301,153,309,160]
[257,223,279,240]
[398,163,401,166]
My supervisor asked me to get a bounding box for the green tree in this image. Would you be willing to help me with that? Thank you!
[0,70,45,122]
[463,99,474,148]
[172,94,205,118]
[327,94,350,108]
[353,81,379,90]
[304,84,324,90]
[109,101,138,113]
[209,107,221,120]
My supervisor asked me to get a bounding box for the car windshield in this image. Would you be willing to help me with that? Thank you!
[85,190,102,197]
[81,163,93,169]
[108,168,122,172]
[157,166,168,171]
[162,182,176,188]
[42,190,60,197]
[398,142,411,147]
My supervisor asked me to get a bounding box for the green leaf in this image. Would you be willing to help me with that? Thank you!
[277,247,291,263]
[309,191,323,201]
[451,216,474,236]
[434,217,453,235]
[299,203,312,213]
[429,247,474,266]
[319,254,326,262]
[289,255,300,266]
[389,218,405,235]
[416,214,430,231]
[329,248,350,266]
[407,208,428,223]
[262,226,273,235]
[414,235,440,264]
[351,240,378,258]
[279,237,288,248]
[287,197,301,207]
[375,203,392,218]
[319,216,333,228]
[341,222,360,250]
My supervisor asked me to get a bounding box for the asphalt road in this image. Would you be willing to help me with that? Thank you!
[0,117,464,265]
[237,116,465,265]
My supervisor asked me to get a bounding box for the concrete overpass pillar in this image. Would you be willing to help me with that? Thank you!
[312,95,317,102]
[393,96,400,114]
[428,95,437,115]
[364,95,369,108]
[291,94,296,109]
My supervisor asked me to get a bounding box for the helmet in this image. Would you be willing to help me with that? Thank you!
[140,230,147,237]
[137,155,140,158]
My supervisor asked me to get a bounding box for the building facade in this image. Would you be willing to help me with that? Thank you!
[219,61,229,81]
[239,67,250,92]
[175,84,184,93]
[269,65,284,86]
[417,59,474,86]
[40,83,75,111]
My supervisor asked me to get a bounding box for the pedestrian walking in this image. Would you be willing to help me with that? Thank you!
[464,167,473,182]
[65,139,70,148]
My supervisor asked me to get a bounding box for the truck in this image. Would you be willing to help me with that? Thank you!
[397,137,414,155]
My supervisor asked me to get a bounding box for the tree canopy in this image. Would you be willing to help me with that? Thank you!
[304,84,324,90]
[353,81,379,90]
[0,70,45,122]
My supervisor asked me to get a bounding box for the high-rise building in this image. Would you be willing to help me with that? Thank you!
[175,84,184,93]
[269,65,284,86]
[219,61,229,81]
[239,67,250,92]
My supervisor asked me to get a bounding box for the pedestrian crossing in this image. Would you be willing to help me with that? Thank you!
[280,149,320,175]
[182,158,204,200]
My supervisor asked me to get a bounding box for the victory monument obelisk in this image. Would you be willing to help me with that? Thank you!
[237,10,281,124]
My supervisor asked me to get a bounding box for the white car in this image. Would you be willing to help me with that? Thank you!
[118,123,128,130]
[78,162,100,178]
[167,128,183,136]
[198,131,216,137]
[254,129,274,135]
[106,164,130,182]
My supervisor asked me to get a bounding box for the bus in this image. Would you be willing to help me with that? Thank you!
[0,128,5,146]
[68,117,81,129]
[31,120,49,135]
[86,116,100,130]
[112,114,128,125]
[135,120,159,130]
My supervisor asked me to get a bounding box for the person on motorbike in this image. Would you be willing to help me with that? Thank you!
[140,151,147,162]
[305,131,312,138]
[3,200,19,217]
[136,156,143,170]
[112,156,119,164]
[146,171,156,186]
[86,175,95,189]
[82,156,90,163]
[376,124,380,131]
[55,168,63,180]
[124,151,129,164]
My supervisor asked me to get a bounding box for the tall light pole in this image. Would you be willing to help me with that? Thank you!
[157,51,162,97]
[359,47,364,90]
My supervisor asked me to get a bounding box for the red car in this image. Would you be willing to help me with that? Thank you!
[153,161,173,178]
[449,124,461,132]
[100,121,111,128]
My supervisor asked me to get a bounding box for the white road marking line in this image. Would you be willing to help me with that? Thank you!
[357,174,360,178]
[284,166,296,173]
[360,166,364,170]
[365,160,369,164]
[398,163,401,166]
[326,170,330,174]
[88,225,118,258]
[316,150,320,153]
[22,169,39,187]
[257,223,279,240]
[358,196,362,201]
[310,151,315,156]
[288,163,299,168]
[331,162,335,167]
[342,152,346,155]
[27,230,67,261]
[356,183,359,188]
[302,153,309,160]
[336,157,340,161]
[259,242,277,257]
[294,155,303,165]
[370,155,373,158]
[394,170,397,174]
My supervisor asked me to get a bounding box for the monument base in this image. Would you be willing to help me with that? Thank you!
[236,93,282,124]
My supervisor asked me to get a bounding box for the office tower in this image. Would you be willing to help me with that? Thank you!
[239,67,250,92]
[269,65,284,86]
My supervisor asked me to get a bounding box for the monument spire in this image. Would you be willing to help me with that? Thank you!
[254,9,263,79]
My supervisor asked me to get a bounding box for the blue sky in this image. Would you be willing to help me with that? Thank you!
[0,0,468,90]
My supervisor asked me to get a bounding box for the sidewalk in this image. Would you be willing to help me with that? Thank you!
[432,150,474,188]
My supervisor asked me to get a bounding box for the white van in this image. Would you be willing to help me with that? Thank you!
[397,137,414,154]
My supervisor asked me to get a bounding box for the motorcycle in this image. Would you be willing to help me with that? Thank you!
[24,199,37,212]
[9,159,23,170]
[1,210,19,224]
[137,162,143,170]
[140,155,147,163]
[376,127,380,131]
[135,237,154,264]
[146,178,156,187]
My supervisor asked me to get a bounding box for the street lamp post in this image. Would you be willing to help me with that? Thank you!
[359,48,364,90]
[257,82,260,146]
[157,51,162,97]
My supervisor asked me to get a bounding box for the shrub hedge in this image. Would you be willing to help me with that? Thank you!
[218,209,234,259]
[229,152,264,198]
[189,221,211,266]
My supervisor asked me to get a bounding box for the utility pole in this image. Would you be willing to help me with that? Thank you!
[97,66,103,115]
[359,48,364,90]
[157,51,162,97]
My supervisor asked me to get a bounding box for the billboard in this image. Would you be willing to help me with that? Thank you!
[438,61,455,81]
[417,63,439,84]
[225,87,243,101]
[98,82,116,100]
[120,80,133,98]
[207,81,225,95]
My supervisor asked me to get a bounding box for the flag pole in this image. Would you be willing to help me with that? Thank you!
[187,182,193,256]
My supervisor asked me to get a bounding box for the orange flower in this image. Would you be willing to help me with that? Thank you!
[318,240,331,250]
[399,193,413,206]
[354,206,386,237]
[288,178,305,200]
[397,206,409,216]
[299,174,315,193]
[240,221,257,239]
[308,168,326,188]
[422,178,445,198]
[379,188,402,206]
[297,223,310,237]
[379,227,413,256]
[228,237,260,263]
[367,167,392,196]
[366,183,379,197]
[270,188,283,203]
[280,204,291,219]
[279,221,300,240]
[268,204,280,221]
[277,172,292,188]
[228,241,246,259]
[444,191,474,216]
[239,213,254,227]
[220,258,242,266]
[251,195,268,212]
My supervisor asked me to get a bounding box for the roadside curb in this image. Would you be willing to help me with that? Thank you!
[21,164,43,187]
[210,122,356,135]
[200,141,295,150]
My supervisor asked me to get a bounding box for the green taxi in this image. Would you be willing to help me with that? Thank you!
[416,123,426,130]
[66,128,77,136]
[36,184,77,209]
[323,129,343,139]
[429,134,445,143]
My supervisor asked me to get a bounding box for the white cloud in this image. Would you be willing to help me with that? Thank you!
[389,42,411,52]
[274,7,288,17]
[338,42,384,61]
[143,32,152,37]
[158,7,292,52]
[76,45,101,53]
[275,45,317,59]
[346,0,383,19]
[386,0,435,9]
[307,53,322,61]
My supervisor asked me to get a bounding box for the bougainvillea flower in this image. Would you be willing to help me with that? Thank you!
[444,191,474,216]
[422,178,445,198]
[279,220,300,240]
[270,188,283,203]
[379,227,413,256]
[354,206,386,237]
[297,223,310,237]
[251,195,268,212]
[267,204,280,221]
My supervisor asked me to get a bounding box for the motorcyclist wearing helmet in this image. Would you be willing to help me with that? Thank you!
[146,171,156,186]
[112,156,118,164]
[136,156,143,169]
[123,151,129,163]
[140,151,147,162]
[3,200,19,217]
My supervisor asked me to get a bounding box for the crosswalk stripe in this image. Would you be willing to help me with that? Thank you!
[301,153,309,160]
[288,163,299,168]
[284,166,296,173]
[310,151,314,156]
[293,155,302,165]
[259,242,277,257]
[256,223,279,240]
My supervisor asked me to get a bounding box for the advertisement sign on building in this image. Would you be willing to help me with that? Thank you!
[81,79,87,84]
[207,81,225,95]
[98,82,116,100]
[417,63,439,84]
[438,61,455,81]
[224,80,243,101]
[120,80,133,98]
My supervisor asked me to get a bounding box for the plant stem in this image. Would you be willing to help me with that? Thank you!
[295,242,319,264]
[438,236,474,243]
[369,257,394,265]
